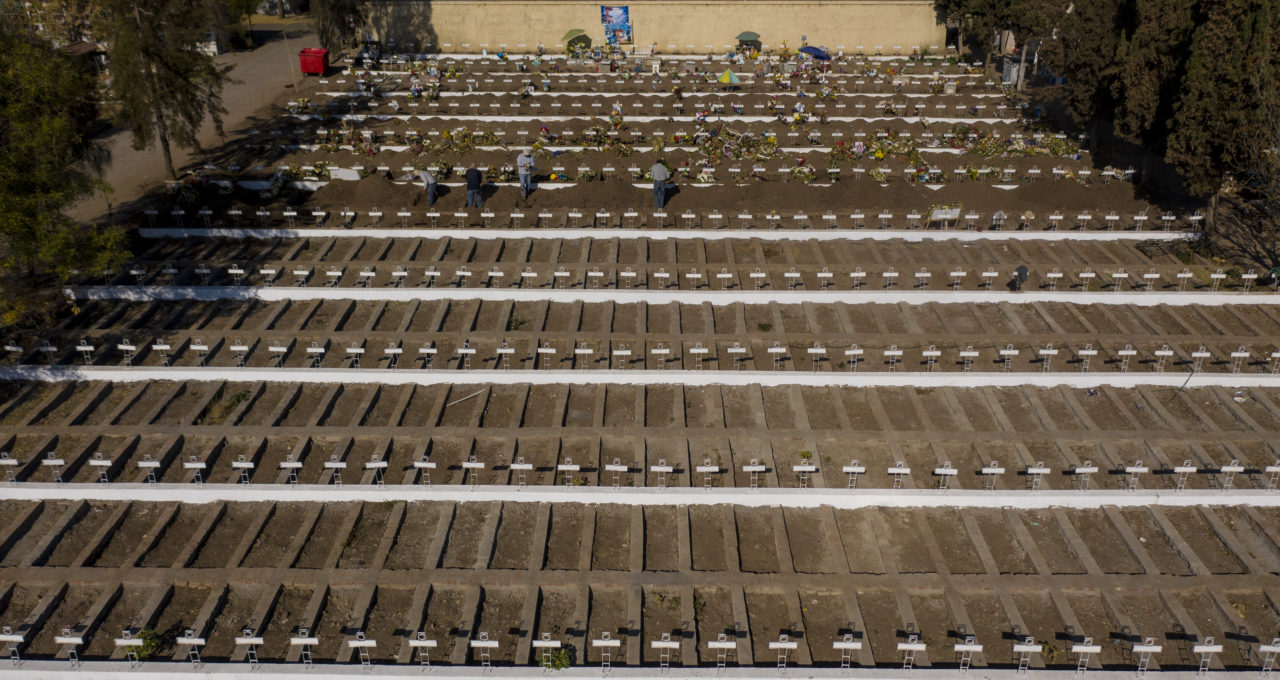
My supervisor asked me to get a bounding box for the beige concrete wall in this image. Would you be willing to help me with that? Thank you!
[365,1,945,55]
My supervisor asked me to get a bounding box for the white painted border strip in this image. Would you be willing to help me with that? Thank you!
[297,113,1013,125]
[0,658,1259,679]
[0,482,1276,509]
[66,286,1279,308]
[139,227,1197,243]
[3,366,1279,390]
[325,90,1008,100]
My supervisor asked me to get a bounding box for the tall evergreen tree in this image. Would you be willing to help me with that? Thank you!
[1166,0,1274,204]
[1040,0,1127,134]
[1112,0,1198,154]
[101,0,233,180]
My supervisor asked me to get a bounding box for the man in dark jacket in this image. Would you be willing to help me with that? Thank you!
[465,167,484,207]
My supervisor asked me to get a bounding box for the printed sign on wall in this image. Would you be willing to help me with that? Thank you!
[601,5,633,45]
[600,5,629,25]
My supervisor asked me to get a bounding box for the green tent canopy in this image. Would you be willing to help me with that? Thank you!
[736,31,760,41]
[562,29,586,41]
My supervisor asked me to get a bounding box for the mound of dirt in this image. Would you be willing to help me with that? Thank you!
[310,172,421,209]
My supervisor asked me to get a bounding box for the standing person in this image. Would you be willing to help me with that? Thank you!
[516,150,535,199]
[465,166,484,208]
[418,167,438,207]
[651,160,671,209]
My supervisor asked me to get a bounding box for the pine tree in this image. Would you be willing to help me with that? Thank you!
[1166,0,1273,202]
[1040,0,1128,133]
[101,0,233,180]
[1110,0,1200,177]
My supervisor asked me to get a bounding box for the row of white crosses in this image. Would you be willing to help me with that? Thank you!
[302,95,1027,121]
[38,624,1231,674]
[309,100,1022,126]
[159,205,1202,231]
[15,447,1277,493]
[431,630,1250,675]
[20,339,1278,376]
[119,264,1266,295]
[226,628,417,671]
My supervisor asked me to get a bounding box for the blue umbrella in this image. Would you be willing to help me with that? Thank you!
[799,45,831,60]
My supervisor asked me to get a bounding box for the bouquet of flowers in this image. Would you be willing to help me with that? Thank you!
[430,160,454,180]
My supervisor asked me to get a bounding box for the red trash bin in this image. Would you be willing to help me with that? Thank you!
[299,48,329,76]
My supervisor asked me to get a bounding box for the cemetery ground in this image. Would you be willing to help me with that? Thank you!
[0,498,1278,669]
[4,47,1280,675]
[4,379,1280,490]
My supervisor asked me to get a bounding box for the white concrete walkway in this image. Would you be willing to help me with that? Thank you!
[1,482,1275,509]
[139,227,1198,243]
[0,661,1257,680]
[299,113,1015,124]
[3,366,1278,389]
[66,286,1279,308]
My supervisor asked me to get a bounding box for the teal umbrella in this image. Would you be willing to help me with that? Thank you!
[736,31,760,41]
[562,29,586,41]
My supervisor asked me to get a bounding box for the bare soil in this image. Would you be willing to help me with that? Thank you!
[242,503,309,568]
[585,587,629,664]
[1019,510,1086,575]
[257,585,309,659]
[201,584,266,660]
[591,504,631,571]
[385,502,444,569]
[295,502,356,568]
[693,586,736,664]
[489,502,537,569]
[543,504,584,570]
[641,587,685,664]
[1161,508,1246,574]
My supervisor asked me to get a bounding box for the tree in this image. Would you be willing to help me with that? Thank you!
[1167,0,1276,203]
[22,0,110,45]
[311,0,365,51]
[0,25,128,324]
[225,0,259,46]
[1112,0,1200,160]
[101,0,233,180]
[940,0,1057,63]
[1040,0,1128,135]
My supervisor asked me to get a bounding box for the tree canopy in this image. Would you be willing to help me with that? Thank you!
[311,0,365,51]
[0,24,127,325]
[100,0,233,180]
[942,0,1280,210]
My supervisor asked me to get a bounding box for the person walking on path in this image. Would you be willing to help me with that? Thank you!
[516,150,535,199]
[651,160,671,209]
[417,167,438,207]
[465,166,484,207]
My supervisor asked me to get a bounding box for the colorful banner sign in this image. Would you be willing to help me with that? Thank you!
[606,23,633,45]
[600,5,629,25]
